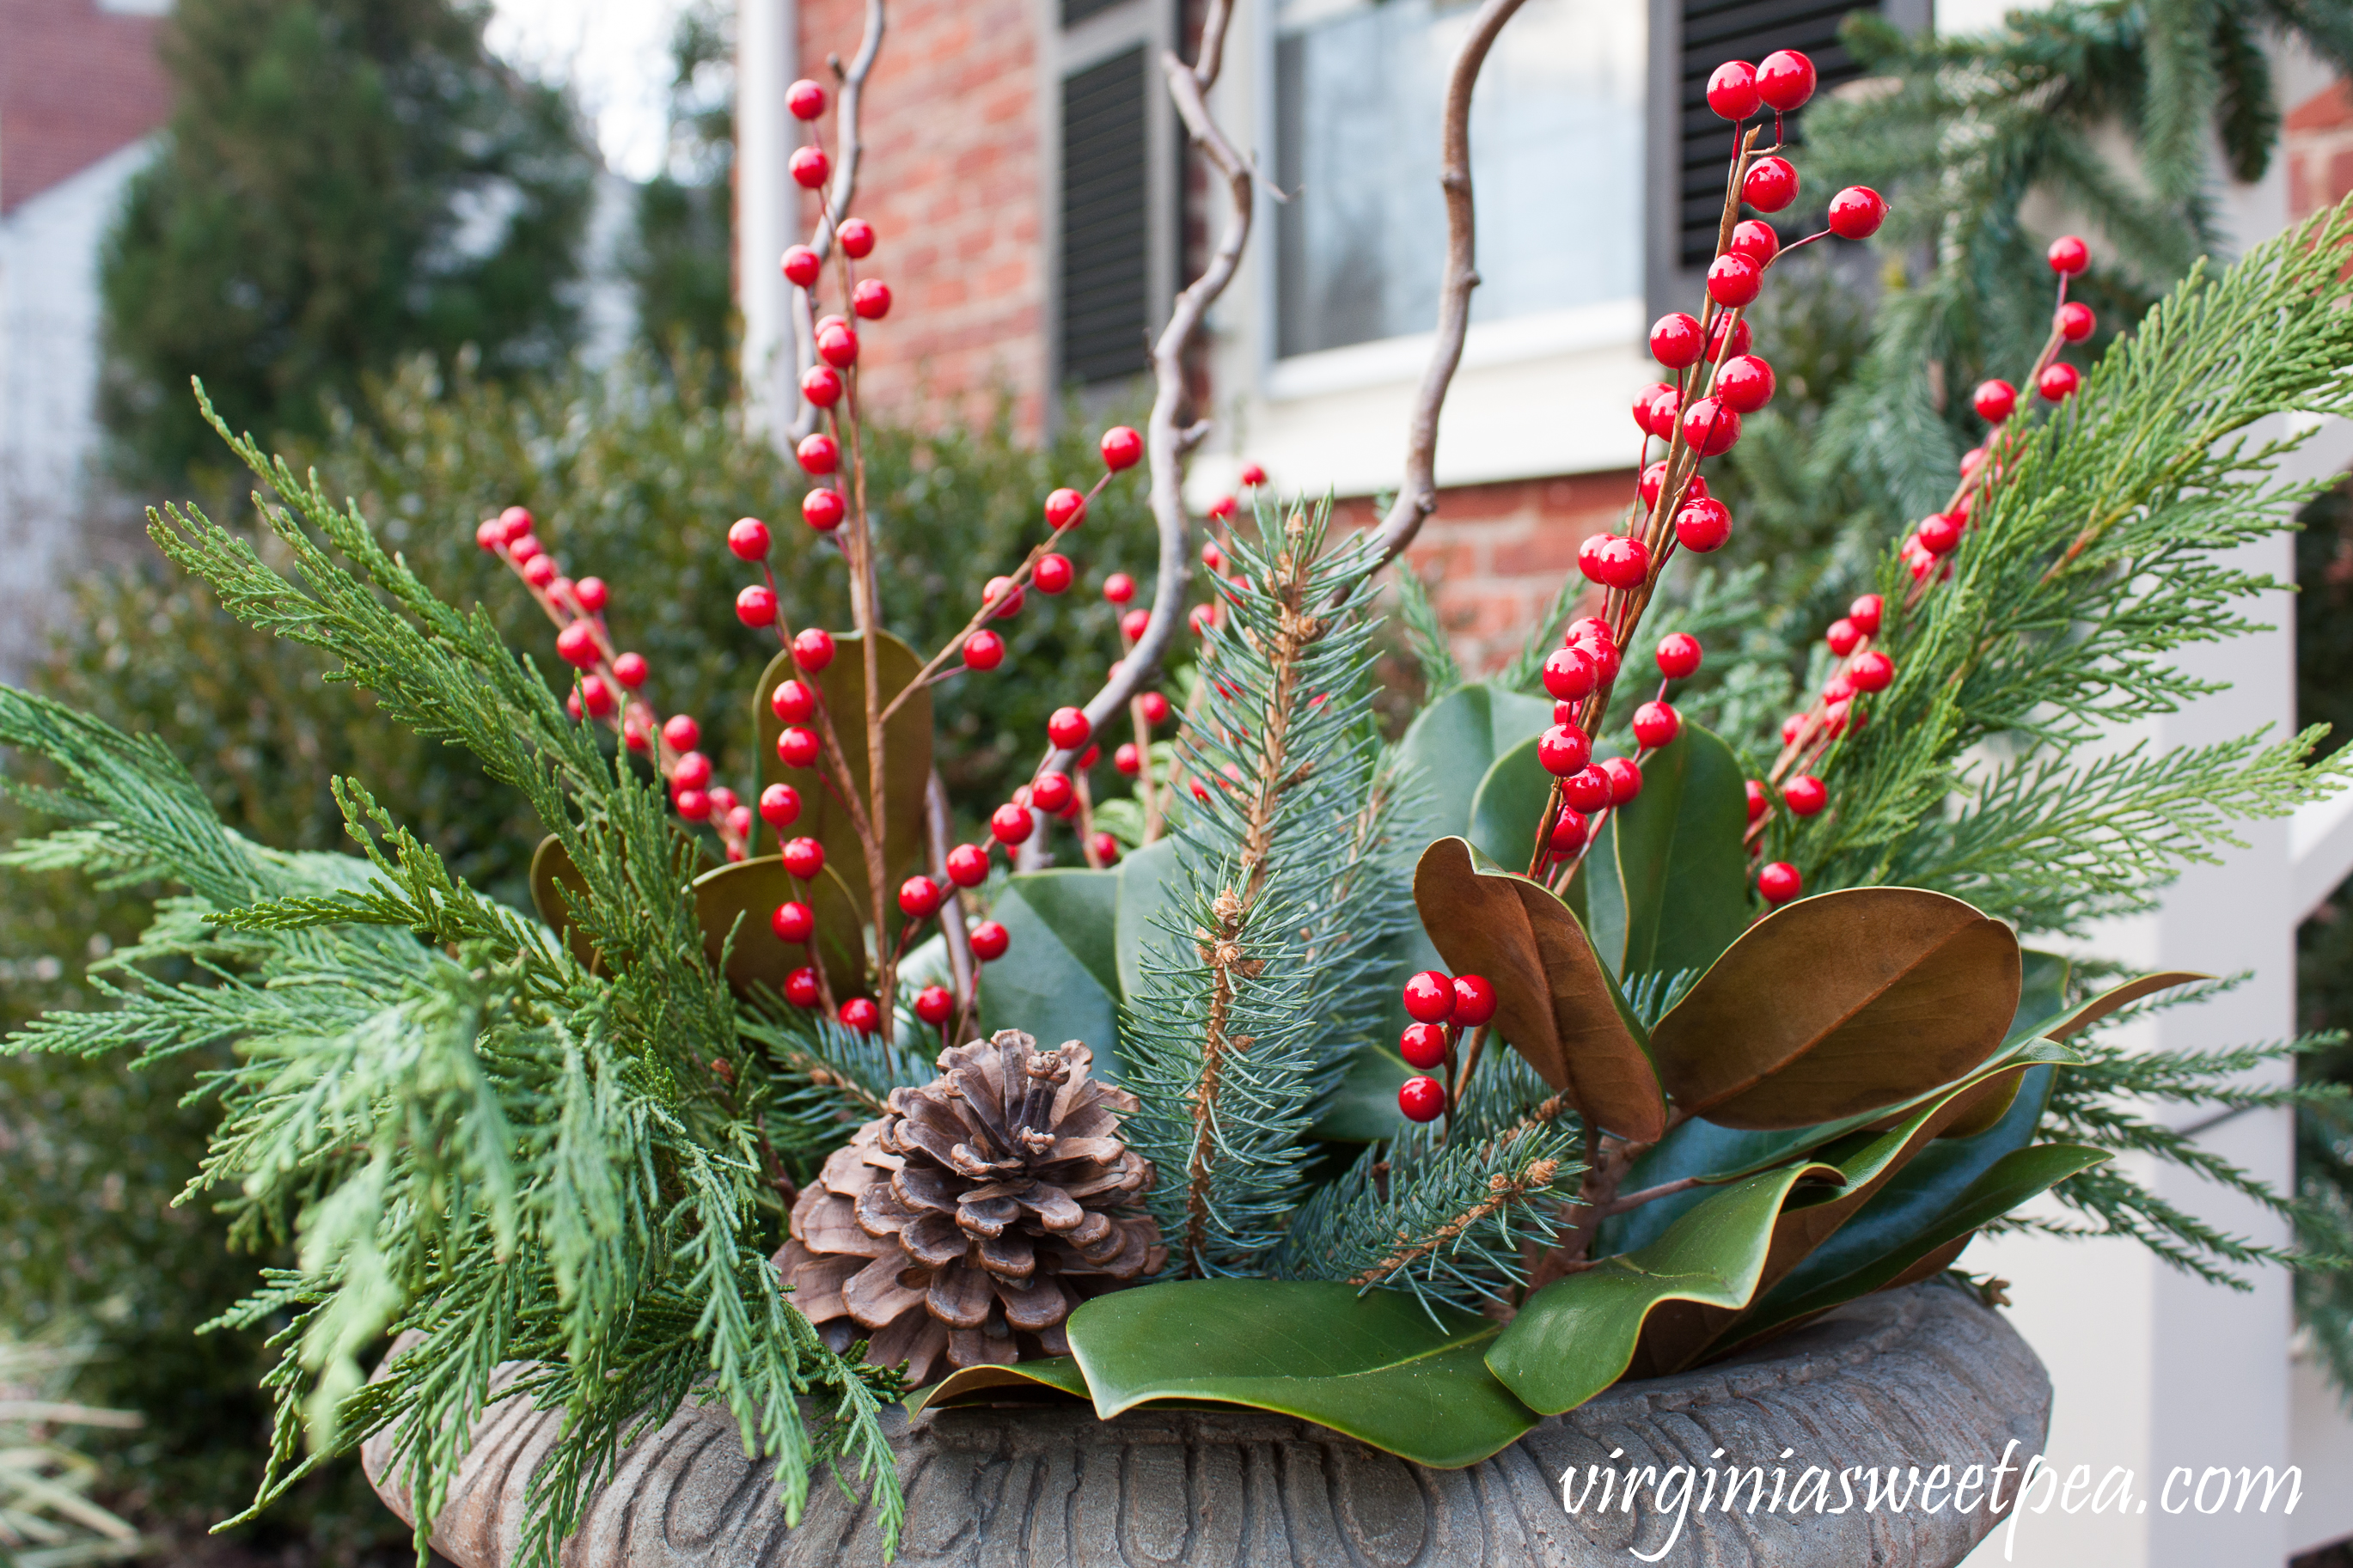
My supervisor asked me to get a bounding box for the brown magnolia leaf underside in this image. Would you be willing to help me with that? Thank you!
[2044,971,2211,1040]
[1413,837,1665,1141]
[1648,887,2020,1131]
[529,834,598,973]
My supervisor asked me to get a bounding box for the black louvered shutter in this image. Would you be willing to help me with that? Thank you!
[1060,46,1152,385]
[1060,0,1127,23]
[1676,2,1878,269]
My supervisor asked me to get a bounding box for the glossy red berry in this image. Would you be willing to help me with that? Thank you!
[785,967,822,1008]
[772,900,816,943]
[1201,541,1225,572]
[1029,772,1073,815]
[1849,650,1895,692]
[1825,618,1861,657]
[1402,969,1456,1023]
[852,278,891,320]
[1649,311,1703,368]
[736,583,779,627]
[792,627,835,672]
[800,488,846,532]
[1728,218,1781,269]
[786,78,827,119]
[708,785,740,819]
[1576,633,1623,686]
[800,364,843,408]
[1048,706,1091,749]
[769,680,816,723]
[1135,691,1168,727]
[759,783,801,829]
[556,621,601,668]
[1744,156,1798,213]
[1239,462,1267,486]
[898,875,944,919]
[777,726,820,768]
[1638,461,1680,509]
[1707,59,1761,119]
[790,146,829,189]
[781,245,821,286]
[1090,830,1121,865]
[1675,496,1733,553]
[1745,778,1768,822]
[1602,756,1643,804]
[475,518,504,551]
[1538,723,1594,777]
[1035,553,1073,595]
[950,629,1000,673]
[2038,362,2081,401]
[1549,806,1589,853]
[837,217,876,258]
[1400,1022,1449,1070]
[1824,672,1856,703]
[1542,646,1596,701]
[987,802,1032,845]
[914,985,955,1026]
[522,553,558,588]
[1826,186,1888,239]
[498,505,534,542]
[782,837,824,880]
[1450,973,1497,1027]
[839,997,879,1034]
[2047,235,2089,275]
[1043,487,1087,530]
[1680,397,1742,456]
[664,715,702,753]
[674,786,710,821]
[1564,765,1613,813]
[1757,48,1817,112]
[1100,425,1143,471]
[1917,515,1961,556]
[1208,495,1237,521]
[816,322,859,367]
[1716,354,1775,413]
[1634,381,1680,439]
[1121,607,1151,642]
[1399,1077,1447,1123]
[797,433,839,475]
[946,842,991,887]
[1113,742,1142,777]
[1587,534,1653,589]
[1707,253,1762,308]
[1655,632,1702,680]
[969,919,1011,961]
[1708,314,1753,360]
[574,577,608,613]
[1759,862,1803,903]
[1849,594,1884,635]
[1783,775,1829,816]
[1566,615,1611,646]
[580,675,616,717]
[510,534,544,566]
[2057,301,2096,342]
[1103,572,1136,605]
[1633,701,1680,750]
[1972,379,2017,424]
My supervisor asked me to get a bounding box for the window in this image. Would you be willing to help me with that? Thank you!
[1273,0,1645,361]
[1060,46,1154,385]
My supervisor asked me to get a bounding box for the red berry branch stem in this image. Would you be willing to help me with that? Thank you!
[785,0,885,445]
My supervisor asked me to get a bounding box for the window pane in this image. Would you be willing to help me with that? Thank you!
[1274,0,1644,359]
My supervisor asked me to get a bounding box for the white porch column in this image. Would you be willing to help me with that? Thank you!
[736,0,797,443]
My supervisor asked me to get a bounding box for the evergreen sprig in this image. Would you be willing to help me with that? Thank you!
[1121,501,1408,1276]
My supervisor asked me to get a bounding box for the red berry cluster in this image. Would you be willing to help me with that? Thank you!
[476,506,750,858]
[1395,967,1499,1122]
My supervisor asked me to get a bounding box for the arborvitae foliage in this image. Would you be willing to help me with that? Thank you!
[99,0,594,487]
[1756,204,2353,935]
[1121,504,1408,1276]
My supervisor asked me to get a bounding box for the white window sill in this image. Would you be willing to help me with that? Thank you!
[1263,298,1644,403]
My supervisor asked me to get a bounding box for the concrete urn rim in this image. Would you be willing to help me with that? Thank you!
[364,1277,2050,1567]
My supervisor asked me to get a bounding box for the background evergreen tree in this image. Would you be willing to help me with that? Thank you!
[97,0,596,490]
[629,2,736,370]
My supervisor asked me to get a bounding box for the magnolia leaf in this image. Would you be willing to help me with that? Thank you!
[1647,887,2020,1129]
[1412,837,1664,1141]
[2008,949,2073,1044]
[1466,729,1558,871]
[1066,1278,1537,1468]
[1574,723,1751,983]
[1716,1144,2112,1356]
[1629,1044,2076,1372]
[1112,835,1181,1004]
[1485,1161,1842,1415]
[690,854,861,1000]
[1393,682,1555,844]
[2039,968,2211,1040]
[528,834,597,972]
[907,1356,1091,1413]
[978,869,1123,1071]
[753,631,932,996]
[1313,1038,1415,1142]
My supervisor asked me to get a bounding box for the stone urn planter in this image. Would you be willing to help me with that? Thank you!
[363,1278,2046,1567]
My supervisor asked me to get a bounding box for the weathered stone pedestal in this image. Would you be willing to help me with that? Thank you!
[364,1278,2047,1566]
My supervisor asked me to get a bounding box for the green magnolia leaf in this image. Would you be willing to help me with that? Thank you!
[906,1355,1091,1413]
[1647,887,2021,1129]
[690,854,863,1000]
[1066,1278,1537,1468]
[1412,837,1663,1141]
[753,630,932,997]
[1576,722,1750,983]
[1467,730,1557,871]
[1486,1161,1841,1415]
[1393,682,1554,844]
[1719,1144,2112,1354]
[2008,949,2073,1045]
[1112,835,1181,1004]
[1312,1039,1415,1142]
[978,869,1123,1069]
[2038,967,2210,1041]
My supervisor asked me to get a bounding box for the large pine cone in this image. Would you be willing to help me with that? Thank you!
[777,1029,1166,1388]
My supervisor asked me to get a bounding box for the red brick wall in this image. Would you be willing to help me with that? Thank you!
[2288,80,2353,222]
[1,0,169,217]
[800,0,1048,438]
[1335,472,1634,674]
